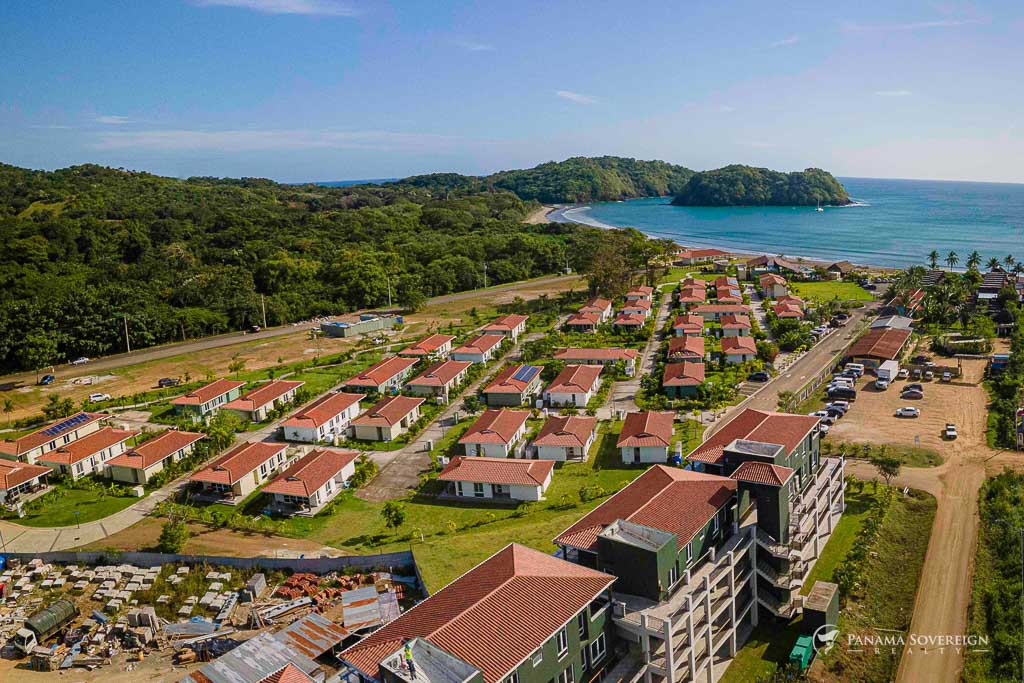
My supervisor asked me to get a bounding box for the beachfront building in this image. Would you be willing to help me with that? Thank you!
[554,348,639,377]
[618,411,675,465]
[759,273,788,299]
[222,380,305,422]
[482,365,543,407]
[189,441,288,503]
[459,409,530,458]
[437,457,555,502]
[533,415,597,462]
[169,379,245,421]
[351,396,425,442]
[667,335,705,363]
[339,543,617,683]
[722,336,758,364]
[481,314,529,342]
[262,448,359,516]
[451,334,505,364]
[0,411,106,465]
[579,297,614,321]
[397,333,456,360]
[674,248,730,265]
[662,361,706,399]
[405,359,472,401]
[342,356,418,394]
[720,313,752,337]
[0,460,52,505]
[544,365,602,408]
[673,314,704,337]
[281,391,365,444]
[565,311,602,333]
[38,426,137,480]
[105,429,205,485]
[826,260,854,280]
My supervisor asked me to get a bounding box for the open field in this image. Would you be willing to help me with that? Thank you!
[791,280,874,302]
[9,485,139,527]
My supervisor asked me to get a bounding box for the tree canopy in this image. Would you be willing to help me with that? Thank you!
[671,165,850,207]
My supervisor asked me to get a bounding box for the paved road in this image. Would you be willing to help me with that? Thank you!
[602,284,674,418]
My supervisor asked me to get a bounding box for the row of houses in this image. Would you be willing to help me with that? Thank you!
[566,287,656,333]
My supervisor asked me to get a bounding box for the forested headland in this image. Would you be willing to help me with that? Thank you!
[671,165,851,206]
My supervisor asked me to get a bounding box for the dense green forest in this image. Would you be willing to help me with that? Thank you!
[0,162,606,372]
[399,156,694,203]
[671,165,850,206]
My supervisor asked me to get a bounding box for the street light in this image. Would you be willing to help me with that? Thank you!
[74,510,81,529]
[993,518,1024,682]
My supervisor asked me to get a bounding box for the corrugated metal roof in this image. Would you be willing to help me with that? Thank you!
[182,632,321,683]
[342,586,383,631]
[278,612,349,659]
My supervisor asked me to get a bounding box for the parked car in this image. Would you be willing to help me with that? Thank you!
[912,355,930,364]
[38,374,56,386]
[901,389,924,400]
[874,379,890,390]
[825,407,845,419]
[924,370,935,381]
[747,371,770,382]
[895,407,921,418]
[911,368,923,380]
[827,386,857,401]
[158,377,180,388]
[811,411,837,425]
[248,325,262,333]
[944,423,958,440]
[818,423,830,434]
[897,368,910,380]
[826,400,850,413]
[942,371,952,382]
[71,356,90,365]
[88,393,111,402]
[905,383,924,393]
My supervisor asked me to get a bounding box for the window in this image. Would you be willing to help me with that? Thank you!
[711,512,720,537]
[456,482,464,496]
[556,627,568,658]
[558,665,575,683]
[685,542,693,566]
[473,482,485,498]
[577,610,587,637]
[532,649,543,667]
[590,633,606,663]
[502,673,520,683]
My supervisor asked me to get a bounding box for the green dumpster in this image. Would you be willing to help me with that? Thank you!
[789,635,813,671]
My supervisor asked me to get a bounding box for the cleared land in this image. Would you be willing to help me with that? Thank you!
[791,280,874,302]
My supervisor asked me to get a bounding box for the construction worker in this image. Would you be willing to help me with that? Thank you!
[404,640,417,679]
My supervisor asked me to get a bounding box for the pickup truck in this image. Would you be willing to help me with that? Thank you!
[945,423,958,440]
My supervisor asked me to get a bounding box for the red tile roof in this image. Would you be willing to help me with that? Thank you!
[622,298,652,311]
[170,379,245,406]
[0,460,51,491]
[533,415,598,448]
[546,365,602,395]
[579,297,612,313]
[263,448,359,497]
[720,313,751,329]
[460,410,530,445]
[482,314,529,333]
[759,273,787,287]
[259,664,316,683]
[848,328,912,361]
[554,465,736,552]
[352,395,425,427]
[678,286,707,302]
[340,544,614,683]
[39,427,137,466]
[554,348,638,363]
[281,392,365,430]
[344,356,418,388]
[668,335,705,359]
[772,303,804,319]
[565,312,601,327]
[681,277,707,288]
[692,304,747,315]
[677,248,728,259]
[190,441,287,485]
[438,457,555,487]
[663,362,705,387]
[688,408,819,465]
[483,365,542,394]
[613,313,646,326]
[106,430,204,470]
[625,286,655,297]
[617,411,675,448]
[451,334,504,356]
[721,336,757,355]
[398,334,456,357]
[407,360,472,387]
[0,412,106,455]
[673,314,704,333]
[223,380,304,412]
[730,461,794,487]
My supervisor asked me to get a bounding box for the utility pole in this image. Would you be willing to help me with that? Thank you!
[386,273,393,308]
[123,315,131,353]
[261,294,268,329]
[483,262,488,289]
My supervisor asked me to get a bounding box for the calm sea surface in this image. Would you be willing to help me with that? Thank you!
[561,177,1024,268]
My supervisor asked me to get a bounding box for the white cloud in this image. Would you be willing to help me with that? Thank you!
[191,0,357,16]
[95,115,131,125]
[770,36,800,48]
[555,90,598,105]
[842,18,980,32]
[718,105,736,113]
[91,128,462,152]
[454,39,494,52]
[874,90,912,97]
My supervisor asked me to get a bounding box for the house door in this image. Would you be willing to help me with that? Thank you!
[633,448,641,464]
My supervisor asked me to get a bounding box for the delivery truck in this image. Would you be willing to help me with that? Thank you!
[12,598,79,655]
[876,360,900,384]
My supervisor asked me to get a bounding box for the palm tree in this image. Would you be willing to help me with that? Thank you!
[1014,263,1024,276]
[927,250,940,269]
[1,398,13,427]
[945,250,959,271]
[987,257,1002,272]
[1004,255,1016,269]
[966,250,981,271]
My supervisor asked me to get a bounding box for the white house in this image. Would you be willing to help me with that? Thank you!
[759,273,789,299]
[398,333,456,360]
[553,348,638,377]
[222,380,305,422]
[262,448,359,516]
[105,429,205,485]
[38,426,137,480]
[624,286,654,302]
[673,313,704,337]
[544,365,602,408]
[481,365,544,407]
[450,334,504,363]
[0,460,52,505]
[343,356,418,394]
[281,391,365,443]
[351,395,425,442]
[437,457,554,502]
[189,441,289,503]
[564,312,601,333]
[459,409,531,458]
[0,411,106,465]
[578,297,613,322]
[481,314,529,342]
[533,415,597,462]
[721,336,758,363]
[170,379,245,420]
[720,313,752,337]
[617,411,675,465]
[620,299,652,319]
[405,359,472,400]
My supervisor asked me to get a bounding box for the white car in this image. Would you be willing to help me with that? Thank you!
[895,407,921,418]
[71,357,90,365]
[874,379,890,390]
[897,368,910,379]
[827,400,851,412]
[945,423,958,440]
[88,392,111,402]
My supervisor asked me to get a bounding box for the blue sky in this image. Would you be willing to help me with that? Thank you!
[2,0,1022,182]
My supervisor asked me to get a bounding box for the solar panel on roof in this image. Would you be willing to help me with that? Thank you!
[41,412,90,437]
[512,365,540,383]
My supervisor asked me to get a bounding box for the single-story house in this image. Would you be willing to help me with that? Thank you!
[459,409,531,458]
[544,364,602,407]
[189,441,288,503]
[170,379,245,420]
[482,365,543,407]
[406,359,472,400]
[624,286,655,302]
[533,415,597,461]
[613,312,647,330]
[618,411,675,464]
[564,311,602,333]
[677,286,707,307]
[0,460,52,505]
[578,297,613,321]
[721,336,758,364]
[38,426,137,480]
[281,391,365,443]
[759,273,788,298]
[777,294,804,307]
[343,356,418,394]
[437,457,554,502]
[223,380,305,422]
[553,348,638,377]
[451,334,505,363]
[663,362,706,399]
[772,302,804,319]
[826,260,855,280]
[620,299,652,318]
[715,286,743,304]
[105,429,205,485]
[871,315,914,331]
[262,448,359,516]
[351,395,425,442]
[673,313,704,337]
[667,335,705,362]
[481,314,529,342]
[398,333,456,360]
[691,303,748,321]
[847,327,913,369]
[674,248,730,265]
[0,411,106,465]
[746,254,811,276]
[713,275,739,288]
[720,313,752,337]
[681,276,708,289]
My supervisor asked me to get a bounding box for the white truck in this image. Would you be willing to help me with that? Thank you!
[877,360,900,384]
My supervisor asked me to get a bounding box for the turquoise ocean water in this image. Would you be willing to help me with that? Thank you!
[560,177,1024,269]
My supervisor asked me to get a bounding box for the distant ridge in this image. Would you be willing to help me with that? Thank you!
[312,178,399,187]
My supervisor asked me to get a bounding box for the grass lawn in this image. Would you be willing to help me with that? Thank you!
[792,281,874,303]
[720,619,803,683]
[12,487,139,527]
[831,442,943,468]
[801,485,884,593]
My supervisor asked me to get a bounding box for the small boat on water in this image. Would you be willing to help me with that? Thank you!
[816,201,824,212]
